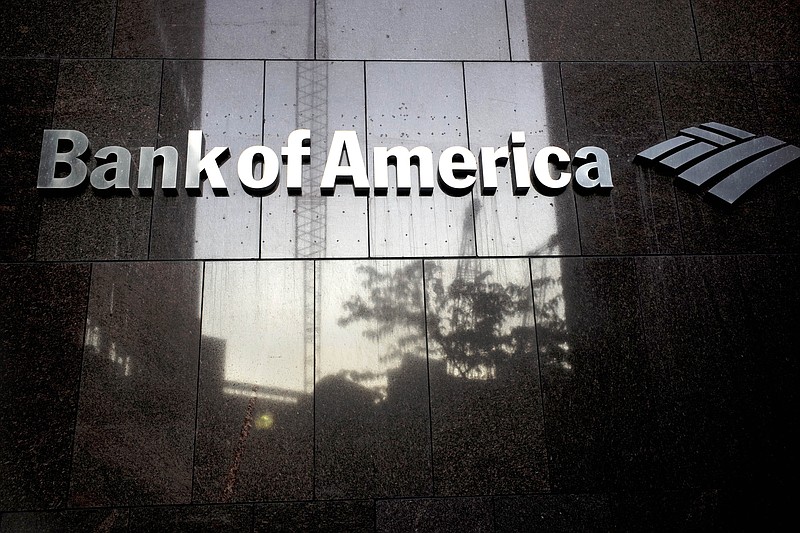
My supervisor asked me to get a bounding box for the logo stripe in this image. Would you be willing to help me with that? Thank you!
[679,126,735,146]
[678,136,785,187]
[634,135,695,162]
[660,141,716,171]
[707,144,800,204]
[700,122,755,140]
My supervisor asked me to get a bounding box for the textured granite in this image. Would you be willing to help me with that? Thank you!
[0,264,90,511]
[376,497,493,533]
[532,257,645,491]
[255,501,374,532]
[426,259,549,495]
[0,1,115,58]
[508,0,699,60]
[693,0,800,60]
[113,0,315,59]
[0,59,58,261]
[0,508,128,532]
[69,262,202,507]
[128,504,251,532]
[561,62,682,255]
[315,260,432,498]
[193,262,313,502]
[750,62,800,145]
[36,60,161,261]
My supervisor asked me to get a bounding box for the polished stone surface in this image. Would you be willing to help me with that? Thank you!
[376,497,493,532]
[255,500,373,532]
[507,0,699,60]
[315,260,432,498]
[751,62,800,146]
[194,261,313,502]
[150,60,262,259]
[128,504,251,531]
[561,62,682,255]
[634,256,756,489]
[532,257,645,491]
[0,264,90,511]
[464,62,580,257]
[69,262,201,506]
[36,60,161,261]
[657,63,800,253]
[0,1,115,58]
[693,0,800,60]
[657,63,762,138]
[366,62,475,257]
[318,1,509,60]
[261,61,368,258]
[0,59,57,261]
[426,258,548,495]
[0,508,128,532]
[493,494,613,532]
[114,0,315,59]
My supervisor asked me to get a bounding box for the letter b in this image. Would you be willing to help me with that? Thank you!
[37,130,89,189]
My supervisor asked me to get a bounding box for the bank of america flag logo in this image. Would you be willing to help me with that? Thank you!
[634,122,800,205]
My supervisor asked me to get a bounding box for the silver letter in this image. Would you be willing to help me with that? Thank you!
[238,145,280,193]
[138,146,179,190]
[186,130,229,194]
[90,146,132,190]
[281,129,311,194]
[534,146,571,191]
[573,146,613,190]
[373,146,434,195]
[320,131,369,195]
[509,131,530,194]
[37,129,89,189]
[438,146,477,196]
[478,146,509,195]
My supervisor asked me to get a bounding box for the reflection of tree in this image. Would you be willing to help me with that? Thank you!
[339,261,539,380]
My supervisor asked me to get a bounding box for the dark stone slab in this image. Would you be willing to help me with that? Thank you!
[0,1,115,58]
[315,260,432,498]
[657,63,762,138]
[193,262,313,502]
[464,62,580,257]
[532,257,646,491]
[633,255,759,490]
[149,60,262,259]
[693,0,800,60]
[114,0,315,59]
[128,504,251,532]
[0,264,90,511]
[318,1,510,60]
[36,60,161,261]
[254,501,373,532]
[426,259,549,495]
[493,494,614,532]
[0,508,128,532]
[0,59,58,261]
[376,497,492,533]
[561,62,681,255]
[69,262,202,507]
[751,62,800,146]
[510,0,698,60]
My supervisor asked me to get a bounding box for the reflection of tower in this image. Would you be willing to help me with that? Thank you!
[295,7,329,391]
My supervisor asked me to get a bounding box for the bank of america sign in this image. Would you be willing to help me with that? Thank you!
[635,122,800,205]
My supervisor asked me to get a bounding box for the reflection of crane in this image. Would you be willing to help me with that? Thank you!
[295,3,329,393]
